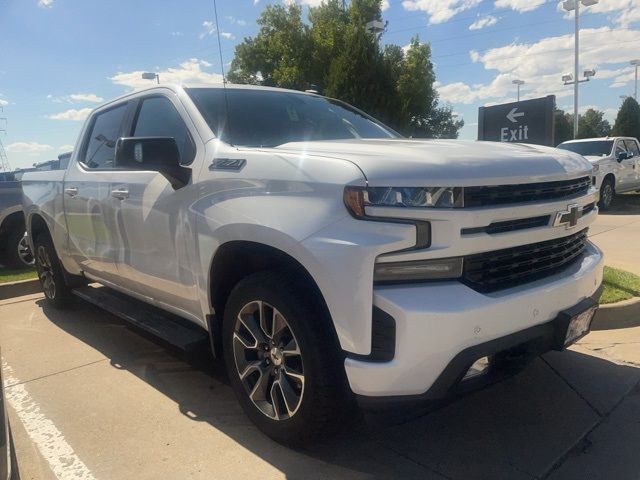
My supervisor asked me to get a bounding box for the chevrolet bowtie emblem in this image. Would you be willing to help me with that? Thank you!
[553,204,581,229]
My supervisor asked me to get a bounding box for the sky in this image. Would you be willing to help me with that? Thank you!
[1,0,639,169]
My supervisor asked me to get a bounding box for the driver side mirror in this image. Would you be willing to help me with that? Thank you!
[616,150,632,162]
[114,137,190,189]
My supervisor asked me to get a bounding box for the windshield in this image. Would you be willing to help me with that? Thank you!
[186,88,398,147]
[557,140,614,157]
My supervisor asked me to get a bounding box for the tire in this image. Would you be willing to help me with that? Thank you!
[33,234,72,309]
[222,270,353,446]
[599,177,615,211]
[2,229,33,269]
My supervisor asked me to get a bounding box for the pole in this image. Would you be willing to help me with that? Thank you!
[573,0,580,138]
[635,64,638,100]
[517,84,520,102]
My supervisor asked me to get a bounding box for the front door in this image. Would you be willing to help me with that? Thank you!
[614,140,636,191]
[109,95,202,320]
[623,139,640,188]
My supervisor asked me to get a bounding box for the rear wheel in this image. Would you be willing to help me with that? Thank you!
[599,177,615,211]
[2,229,33,269]
[34,234,72,309]
[222,270,353,446]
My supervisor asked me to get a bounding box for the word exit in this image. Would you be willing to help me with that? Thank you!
[501,125,529,142]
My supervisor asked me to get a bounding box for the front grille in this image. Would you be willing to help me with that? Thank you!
[464,177,591,207]
[462,229,588,293]
[462,215,551,235]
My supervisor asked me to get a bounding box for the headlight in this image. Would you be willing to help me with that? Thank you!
[344,186,463,218]
[374,257,463,283]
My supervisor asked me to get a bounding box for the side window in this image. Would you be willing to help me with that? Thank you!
[615,142,627,156]
[624,140,640,157]
[133,97,195,165]
[83,104,127,169]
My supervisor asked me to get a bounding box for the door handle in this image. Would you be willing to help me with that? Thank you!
[64,186,78,197]
[110,188,129,200]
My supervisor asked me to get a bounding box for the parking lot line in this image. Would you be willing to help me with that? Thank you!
[2,360,97,480]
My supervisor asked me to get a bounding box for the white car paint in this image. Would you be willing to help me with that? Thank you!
[22,84,603,399]
[558,137,640,193]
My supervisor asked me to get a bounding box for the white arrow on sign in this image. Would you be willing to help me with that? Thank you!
[506,107,525,123]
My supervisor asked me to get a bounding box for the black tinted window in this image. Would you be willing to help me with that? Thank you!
[133,97,194,164]
[84,104,127,169]
[186,88,396,147]
[624,140,640,156]
[557,140,613,157]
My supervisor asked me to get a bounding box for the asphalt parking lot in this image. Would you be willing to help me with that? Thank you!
[2,194,640,480]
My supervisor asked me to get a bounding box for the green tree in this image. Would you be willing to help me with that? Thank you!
[227,4,310,89]
[612,97,640,140]
[554,108,573,145]
[227,0,463,138]
[577,108,611,139]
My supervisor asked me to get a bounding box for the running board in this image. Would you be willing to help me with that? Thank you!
[72,285,209,352]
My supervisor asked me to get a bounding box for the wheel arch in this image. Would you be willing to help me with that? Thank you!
[602,172,615,187]
[206,240,338,358]
[0,210,25,243]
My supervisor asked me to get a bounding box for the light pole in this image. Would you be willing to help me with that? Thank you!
[562,0,599,138]
[631,59,640,100]
[141,72,160,84]
[512,79,524,102]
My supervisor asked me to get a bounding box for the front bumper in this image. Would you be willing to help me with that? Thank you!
[345,241,604,401]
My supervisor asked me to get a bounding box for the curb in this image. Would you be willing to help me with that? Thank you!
[0,278,41,301]
[592,296,640,331]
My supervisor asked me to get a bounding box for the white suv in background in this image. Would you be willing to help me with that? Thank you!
[558,137,640,210]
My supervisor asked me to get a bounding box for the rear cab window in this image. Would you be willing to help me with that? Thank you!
[81,103,128,169]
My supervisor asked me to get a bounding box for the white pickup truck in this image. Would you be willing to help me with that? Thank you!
[557,136,640,210]
[23,84,604,445]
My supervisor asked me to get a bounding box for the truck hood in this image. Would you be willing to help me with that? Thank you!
[273,139,592,186]
[583,155,609,163]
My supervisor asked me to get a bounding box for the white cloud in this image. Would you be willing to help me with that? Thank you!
[381,0,390,11]
[47,93,104,104]
[401,0,481,24]
[558,0,640,27]
[68,93,103,103]
[48,108,93,121]
[38,0,53,8]
[171,31,183,37]
[220,31,235,40]
[469,15,497,30]
[494,0,545,13]
[6,142,53,154]
[199,20,216,39]
[437,27,640,105]
[110,58,224,91]
[0,99,7,107]
[226,15,247,26]
[58,144,75,152]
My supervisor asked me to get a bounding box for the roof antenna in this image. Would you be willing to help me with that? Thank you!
[212,0,233,146]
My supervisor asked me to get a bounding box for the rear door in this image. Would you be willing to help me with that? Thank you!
[63,102,129,283]
[107,94,202,320]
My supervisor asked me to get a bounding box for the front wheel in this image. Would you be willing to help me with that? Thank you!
[222,270,353,446]
[34,234,72,309]
[599,177,615,211]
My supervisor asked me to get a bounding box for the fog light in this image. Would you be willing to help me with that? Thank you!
[462,356,490,380]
